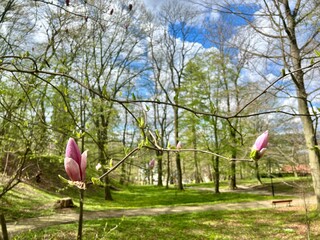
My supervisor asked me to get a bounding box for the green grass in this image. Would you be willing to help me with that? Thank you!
[0,183,60,221]
[72,184,286,212]
[1,177,310,221]
[13,208,320,239]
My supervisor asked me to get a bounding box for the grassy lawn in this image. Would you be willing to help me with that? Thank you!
[0,183,61,220]
[1,183,284,221]
[1,176,317,239]
[1,177,312,221]
[13,207,320,239]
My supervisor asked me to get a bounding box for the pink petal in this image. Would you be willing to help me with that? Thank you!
[64,157,81,181]
[81,150,88,181]
[254,131,269,151]
[65,138,82,166]
[259,148,267,158]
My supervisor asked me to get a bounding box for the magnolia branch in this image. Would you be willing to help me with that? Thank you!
[147,131,253,162]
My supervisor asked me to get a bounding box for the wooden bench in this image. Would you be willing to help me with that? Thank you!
[272,199,292,207]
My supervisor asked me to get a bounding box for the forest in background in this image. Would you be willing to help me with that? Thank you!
[0,0,320,206]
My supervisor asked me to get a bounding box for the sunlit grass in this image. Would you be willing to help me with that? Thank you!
[13,208,320,240]
[0,183,60,221]
[73,184,285,212]
[0,177,312,221]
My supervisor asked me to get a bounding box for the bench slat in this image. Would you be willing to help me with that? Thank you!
[272,200,292,207]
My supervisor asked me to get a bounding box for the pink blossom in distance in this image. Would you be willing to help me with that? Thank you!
[176,141,182,150]
[149,159,155,169]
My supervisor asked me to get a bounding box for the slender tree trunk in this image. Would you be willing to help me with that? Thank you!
[192,123,201,183]
[174,104,183,190]
[157,150,163,186]
[228,128,237,189]
[212,116,220,193]
[212,155,220,194]
[229,161,237,189]
[97,129,113,201]
[104,175,113,201]
[166,152,170,189]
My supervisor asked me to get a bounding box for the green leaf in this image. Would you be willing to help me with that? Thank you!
[144,137,149,146]
[250,150,258,160]
[138,117,145,128]
[91,177,106,187]
[155,129,160,139]
[76,131,82,139]
[58,175,69,184]
[124,147,130,155]
[138,140,144,149]
[315,50,320,57]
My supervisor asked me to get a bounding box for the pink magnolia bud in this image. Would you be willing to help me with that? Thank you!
[64,138,87,181]
[253,130,269,151]
[149,159,155,169]
[250,131,269,160]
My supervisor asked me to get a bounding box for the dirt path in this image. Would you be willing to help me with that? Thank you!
[4,195,316,237]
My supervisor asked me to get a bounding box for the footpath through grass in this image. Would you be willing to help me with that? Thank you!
[1,182,283,221]
[13,208,320,239]
[1,177,315,239]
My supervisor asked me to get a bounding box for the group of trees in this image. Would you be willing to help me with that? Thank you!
[0,0,320,207]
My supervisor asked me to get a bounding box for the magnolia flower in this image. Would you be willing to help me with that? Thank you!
[64,138,87,181]
[250,130,269,160]
[149,159,155,169]
[95,163,102,171]
[176,141,182,150]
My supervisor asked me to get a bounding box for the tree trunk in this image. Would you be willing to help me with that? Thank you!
[229,161,237,190]
[157,150,163,186]
[166,151,170,189]
[229,129,237,189]
[119,163,126,185]
[192,122,201,183]
[104,175,113,201]
[285,2,320,209]
[174,104,183,190]
[212,155,220,194]
[0,214,8,240]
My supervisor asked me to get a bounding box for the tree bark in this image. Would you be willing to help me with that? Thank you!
[229,128,238,189]
[104,175,113,201]
[174,103,183,190]
[283,0,320,209]
[166,151,170,189]
[0,214,8,240]
[156,150,163,186]
[212,155,220,194]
